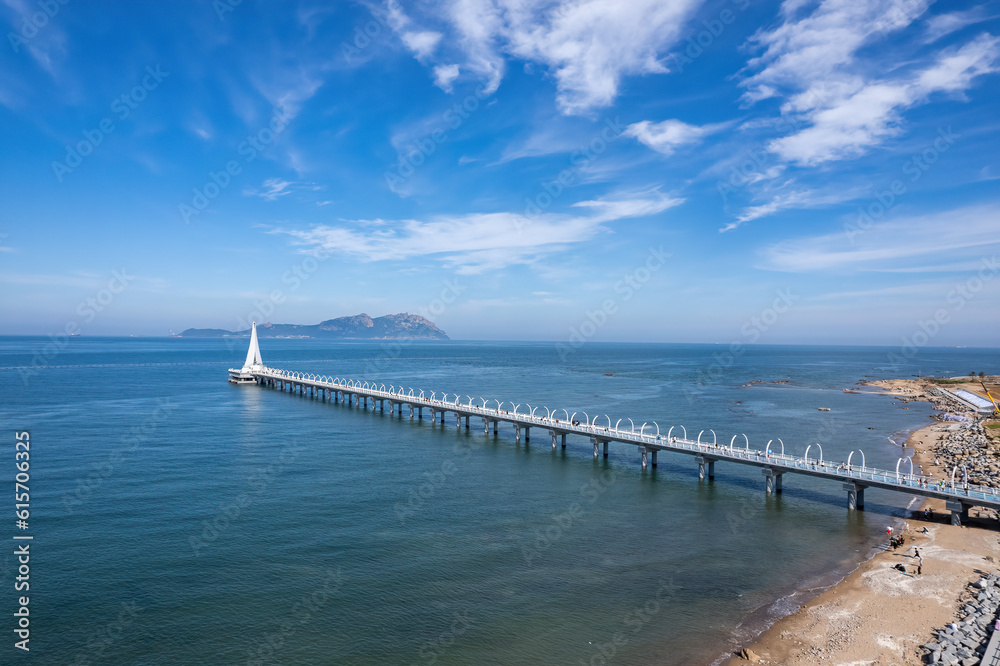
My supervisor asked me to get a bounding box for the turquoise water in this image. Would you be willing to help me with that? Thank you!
[2,338,997,664]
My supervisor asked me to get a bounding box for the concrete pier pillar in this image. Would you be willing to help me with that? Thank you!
[946,499,971,526]
[524,427,530,442]
[494,421,498,435]
[398,403,403,416]
[844,482,866,510]
[484,418,489,434]
[763,468,783,494]
[591,436,599,459]
[651,450,658,467]
[514,424,521,442]
[409,406,414,420]
[641,448,648,469]
[561,433,567,449]
[388,401,393,416]
[551,430,558,450]
[603,441,608,457]
[464,415,470,429]
[440,410,445,424]
[364,396,368,408]
[695,456,716,480]
[418,407,423,420]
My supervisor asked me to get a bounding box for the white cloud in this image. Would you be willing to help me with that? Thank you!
[719,190,842,233]
[624,119,724,156]
[401,30,442,59]
[244,178,295,201]
[433,64,461,92]
[740,1,1000,167]
[385,0,704,114]
[274,190,681,274]
[768,34,1000,165]
[502,0,702,114]
[741,0,932,106]
[761,203,1000,272]
[923,7,998,44]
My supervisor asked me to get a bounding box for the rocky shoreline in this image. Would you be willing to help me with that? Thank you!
[863,377,1000,493]
[922,572,1000,665]
[722,375,1000,665]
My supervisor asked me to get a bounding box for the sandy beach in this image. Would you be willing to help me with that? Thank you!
[723,376,1000,665]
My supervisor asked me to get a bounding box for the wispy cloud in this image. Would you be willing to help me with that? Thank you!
[273,190,681,274]
[244,178,294,201]
[768,34,1000,165]
[624,119,727,156]
[725,183,868,232]
[244,178,320,201]
[386,0,704,114]
[923,7,999,44]
[740,0,1000,166]
[761,203,1000,272]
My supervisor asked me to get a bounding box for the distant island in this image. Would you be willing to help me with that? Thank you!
[179,313,448,340]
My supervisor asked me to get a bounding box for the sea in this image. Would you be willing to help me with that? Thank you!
[2,337,998,665]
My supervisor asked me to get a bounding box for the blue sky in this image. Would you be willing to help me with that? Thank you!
[1,0,998,346]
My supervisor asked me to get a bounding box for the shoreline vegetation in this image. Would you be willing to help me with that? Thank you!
[722,375,1000,665]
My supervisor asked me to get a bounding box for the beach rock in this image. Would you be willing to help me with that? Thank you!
[736,647,761,662]
[923,571,1000,665]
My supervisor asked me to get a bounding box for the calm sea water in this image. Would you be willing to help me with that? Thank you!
[2,338,998,665]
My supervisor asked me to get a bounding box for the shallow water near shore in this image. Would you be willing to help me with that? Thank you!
[2,338,998,664]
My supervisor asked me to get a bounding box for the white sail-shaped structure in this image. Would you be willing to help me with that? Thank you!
[228,322,265,384]
[243,322,263,370]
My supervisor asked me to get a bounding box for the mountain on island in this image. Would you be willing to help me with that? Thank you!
[179,313,448,340]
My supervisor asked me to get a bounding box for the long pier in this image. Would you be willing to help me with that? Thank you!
[235,361,1000,526]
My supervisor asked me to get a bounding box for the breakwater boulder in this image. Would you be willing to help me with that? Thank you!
[922,571,1000,664]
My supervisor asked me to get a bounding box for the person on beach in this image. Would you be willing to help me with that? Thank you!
[917,557,923,575]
